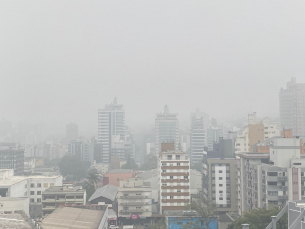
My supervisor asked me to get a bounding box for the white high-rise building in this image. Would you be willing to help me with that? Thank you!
[155,105,179,155]
[190,110,207,165]
[98,98,125,163]
[280,77,305,137]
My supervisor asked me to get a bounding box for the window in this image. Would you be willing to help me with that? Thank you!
[37,198,41,203]
[30,199,34,203]
[136,193,141,196]
[167,155,172,160]
[136,207,141,209]
[162,163,167,166]
[184,176,188,179]
[170,176,173,180]
[162,184,167,186]
[219,177,223,180]
[30,183,35,188]
[177,190,181,193]
[177,163,180,166]
[219,170,223,173]
[170,196,174,199]
[44,183,48,188]
[37,183,41,188]
[30,191,35,195]
[176,155,180,160]
[50,183,54,187]
[219,197,223,200]
[163,170,166,173]
[219,184,223,187]
[219,191,223,193]
[25,184,27,189]
[37,191,41,195]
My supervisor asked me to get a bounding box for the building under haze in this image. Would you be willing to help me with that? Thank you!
[97,98,125,163]
[190,110,207,165]
[66,123,78,142]
[0,143,24,176]
[280,77,305,137]
[155,105,179,154]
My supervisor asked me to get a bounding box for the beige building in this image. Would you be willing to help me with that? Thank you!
[235,113,280,154]
[117,177,152,218]
[158,150,190,213]
[42,186,86,216]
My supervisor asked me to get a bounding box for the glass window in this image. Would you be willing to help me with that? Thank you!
[44,183,48,188]
[37,183,42,188]
[30,184,35,188]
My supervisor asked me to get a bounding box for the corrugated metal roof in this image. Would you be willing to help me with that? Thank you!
[89,184,118,202]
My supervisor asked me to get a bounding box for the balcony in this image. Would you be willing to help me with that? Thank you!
[278,177,287,181]
[161,185,189,189]
[119,196,150,199]
[266,195,278,201]
[161,172,189,177]
[120,202,147,206]
[280,186,288,191]
[301,177,305,181]
[278,195,288,200]
[119,209,143,213]
[42,199,55,203]
[161,179,189,183]
[161,192,189,196]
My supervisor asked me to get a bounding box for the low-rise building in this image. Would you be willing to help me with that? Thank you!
[91,162,109,175]
[89,184,118,205]
[40,206,108,229]
[104,169,135,187]
[42,186,86,216]
[0,197,29,216]
[118,177,152,219]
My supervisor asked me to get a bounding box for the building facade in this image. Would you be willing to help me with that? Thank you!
[155,105,179,155]
[190,111,206,165]
[66,123,78,142]
[0,144,24,176]
[280,77,305,137]
[158,150,190,213]
[42,186,86,216]
[98,98,125,163]
[117,177,152,218]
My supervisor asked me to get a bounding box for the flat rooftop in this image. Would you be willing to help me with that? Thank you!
[44,186,85,193]
[0,213,32,229]
[40,207,105,229]
[0,175,61,187]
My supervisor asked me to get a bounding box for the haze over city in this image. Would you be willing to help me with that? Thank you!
[1,1,305,135]
[0,1,305,229]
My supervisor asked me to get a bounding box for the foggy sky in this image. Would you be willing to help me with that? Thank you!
[1,0,305,135]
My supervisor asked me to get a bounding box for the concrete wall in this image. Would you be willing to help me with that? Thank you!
[0,198,29,216]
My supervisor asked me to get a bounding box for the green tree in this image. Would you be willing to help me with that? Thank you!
[189,197,217,229]
[149,218,166,229]
[121,155,138,169]
[83,172,100,200]
[228,208,288,229]
[58,155,89,180]
[140,154,157,170]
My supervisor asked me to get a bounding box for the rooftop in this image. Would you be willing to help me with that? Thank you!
[0,197,28,202]
[89,184,118,202]
[0,174,62,187]
[0,213,32,229]
[43,186,84,193]
[106,169,133,174]
[40,207,105,229]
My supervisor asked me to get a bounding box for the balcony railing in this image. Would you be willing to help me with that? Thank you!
[278,177,287,181]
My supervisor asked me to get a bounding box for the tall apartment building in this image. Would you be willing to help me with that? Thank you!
[280,77,305,137]
[117,177,152,218]
[235,113,280,154]
[158,149,190,213]
[68,139,94,163]
[237,138,305,215]
[42,186,86,216]
[202,139,238,212]
[98,98,125,163]
[207,127,223,151]
[66,123,78,142]
[155,105,179,155]
[0,144,24,176]
[190,111,206,165]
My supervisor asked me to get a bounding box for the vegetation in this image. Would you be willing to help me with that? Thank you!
[188,197,217,229]
[58,155,91,180]
[140,154,157,170]
[149,218,166,229]
[228,208,288,229]
[121,155,138,170]
[83,172,100,200]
